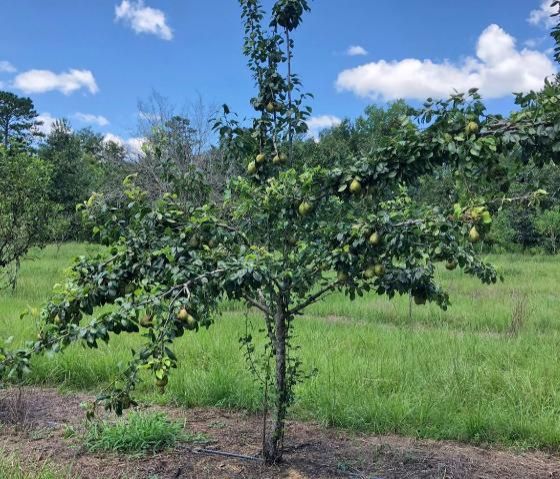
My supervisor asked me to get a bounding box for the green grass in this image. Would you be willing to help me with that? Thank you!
[85,411,205,454]
[0,454,71,479]
[2,244,560,450]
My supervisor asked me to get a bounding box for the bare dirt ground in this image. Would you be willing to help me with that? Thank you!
[0,388,559,479]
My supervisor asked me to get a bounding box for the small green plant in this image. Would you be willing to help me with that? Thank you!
[85,411,206,454]
[62,425,76,439]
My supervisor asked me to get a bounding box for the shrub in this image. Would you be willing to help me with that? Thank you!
[534,207,560,254]
[85,411,205,454]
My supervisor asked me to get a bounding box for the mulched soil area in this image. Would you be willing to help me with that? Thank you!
[0,387,559,478]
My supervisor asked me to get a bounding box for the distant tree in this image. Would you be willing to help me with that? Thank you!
[136,92,236,203]
[354,100,411,150]
[0,91,42,148]
[303,101,414,170]
[39,120,99,238]
[0,146,51,287]
[535,207,560,254]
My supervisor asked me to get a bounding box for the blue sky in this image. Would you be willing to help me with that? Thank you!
[0,0,557,146]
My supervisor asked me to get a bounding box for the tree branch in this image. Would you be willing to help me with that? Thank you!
[288,281,339,316]
[243,293,270,315]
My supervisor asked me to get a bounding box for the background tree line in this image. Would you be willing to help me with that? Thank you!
[1,87,559,289]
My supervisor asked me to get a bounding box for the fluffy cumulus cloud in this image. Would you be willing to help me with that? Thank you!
[103,133,146,156]
[74,112,110,127]
[115,0,173,40]
[306,115,342,140]
[36,113,57,136]
[336,24,556,101]
[528,0,557,28]
[0,61,16,73]
[347,45,368,56]
[13,69,98,95]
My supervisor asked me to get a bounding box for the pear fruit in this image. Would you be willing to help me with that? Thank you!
[445,259,458,271]
[140,314,154,328]
[185,314,197,330]
[465,121,479,135]
[177,308,189,321]
[256,153,266,164]
[247,161,257,174]
[349,178,362,194]
[298,201,313,217]
[364,266,376,279]
[469,226,480,243]
[374,264,385,277]
[369,232,381,246]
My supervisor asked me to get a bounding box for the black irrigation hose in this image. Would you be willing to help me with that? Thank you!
[187,446,264,462]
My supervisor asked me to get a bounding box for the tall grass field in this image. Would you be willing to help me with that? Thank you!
[1,243,560,450]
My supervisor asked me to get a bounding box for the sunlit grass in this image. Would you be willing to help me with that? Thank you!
[0,454,72,479]
[1,244,560,450]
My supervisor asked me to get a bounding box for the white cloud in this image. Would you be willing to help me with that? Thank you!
[35,113,57,136]
[0,61,16,73]
[115,0,173,40]
[524,38,539,48]
[336,24,557,101]
[347,45,368,56]
[306,115,342,140]
[13,69,98,95]
[528,0,557,28]
[74,112,110,127]
[103,133,146,156]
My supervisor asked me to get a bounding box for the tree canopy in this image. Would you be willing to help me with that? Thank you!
[0,91,42,148]
[1,0,560,466]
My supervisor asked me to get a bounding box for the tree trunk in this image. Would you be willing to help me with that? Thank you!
[263,304,287,464]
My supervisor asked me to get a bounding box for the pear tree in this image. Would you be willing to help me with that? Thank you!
[2,0,560,465]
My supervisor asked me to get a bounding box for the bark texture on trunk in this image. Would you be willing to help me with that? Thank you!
[263,303,287,464]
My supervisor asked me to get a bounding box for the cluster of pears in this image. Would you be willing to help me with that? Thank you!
[176,307,197,330]
[139,307,197,331]
[363,231,384,279]
[466,206,491,244]
[253,100,281,113]
[296,177,363,219]
[247,149,288,175]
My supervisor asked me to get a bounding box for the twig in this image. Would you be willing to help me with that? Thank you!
[289,281,338,315]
